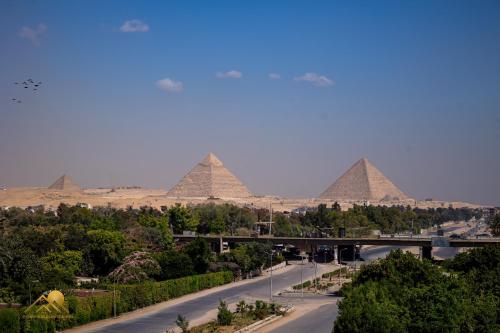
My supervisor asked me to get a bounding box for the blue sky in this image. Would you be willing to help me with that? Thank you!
[1,0,500,205]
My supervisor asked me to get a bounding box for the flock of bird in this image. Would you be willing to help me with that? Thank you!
[12,78,42,103]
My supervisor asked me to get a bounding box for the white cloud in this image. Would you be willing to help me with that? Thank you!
[156,78,183,93]
[294,72,334,87]
[120,19,150,32]
[18,24,47,46]
[268,73,281,80]
[216,70,242,79]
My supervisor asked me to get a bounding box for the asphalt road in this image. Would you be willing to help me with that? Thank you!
[268,302,338,333]
[87,263,324,333]
[278,223,478,333]
[86,223,480,333]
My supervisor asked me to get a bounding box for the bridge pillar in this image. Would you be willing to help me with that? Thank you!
[421,246,432,260]
[338,245,355,263]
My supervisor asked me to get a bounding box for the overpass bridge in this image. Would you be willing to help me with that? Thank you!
[174,234,500,260]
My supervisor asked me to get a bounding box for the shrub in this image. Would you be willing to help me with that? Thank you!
[66,292,115,326]
[253,300,269,320]
[59,271,233,329]
[0,308,20,333]
[114,271,233,313]
[217,300,233,326]
[292,280,311,290]
[175,314,189,333]
[23,318,55,333]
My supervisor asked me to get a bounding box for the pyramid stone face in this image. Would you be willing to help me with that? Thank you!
[48,174,82,192]
[167,153,252,198]
[320,158,409,201]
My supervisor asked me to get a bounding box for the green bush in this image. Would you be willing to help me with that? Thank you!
[217,300,233,326]
[0,308,20,333]
[23,318,55,333]
[66,292,115,326]
[322,267,348,279]
[292,280,311,290]
[114,271,232,313]
[61,271,232,329]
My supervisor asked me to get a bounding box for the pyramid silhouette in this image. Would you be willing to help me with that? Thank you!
[320,158,408,201]
[48,174,82,192]
[167,153,252,198]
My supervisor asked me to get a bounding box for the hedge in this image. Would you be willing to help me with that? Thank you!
[66,292,115,327]
[1,271,233,332]
[114,271,233,313]
[0,308,20,333]
[64,271,233,329]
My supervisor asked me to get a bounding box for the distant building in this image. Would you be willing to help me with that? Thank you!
[483,207,500,223]
[76,202,92,209]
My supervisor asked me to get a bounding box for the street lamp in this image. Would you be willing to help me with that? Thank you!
[28,280,39,305]
[300,254,304,299]
[265,249,274,302]
[339,248,348,285]
[113,275,118,318]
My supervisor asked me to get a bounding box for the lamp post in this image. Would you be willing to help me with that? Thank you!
[28,280,39,305]
[269,251,273,302]
[265,249,274,302]
[301,254,304,299]
[339,248,348,285]
[113,276,117,318]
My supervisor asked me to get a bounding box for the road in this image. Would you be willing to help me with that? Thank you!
[267,302,338,333]
[267,222,483,333]
[82,263,328,333]
[77,222,482,333]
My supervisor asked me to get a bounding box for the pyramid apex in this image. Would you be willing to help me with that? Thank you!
[201,152,223,166]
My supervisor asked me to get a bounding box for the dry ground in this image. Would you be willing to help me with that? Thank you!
[0,187,482,212]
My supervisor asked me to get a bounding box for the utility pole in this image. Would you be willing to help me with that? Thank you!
[314,249,317,290]
[300,254,304,300]
[269,203,272,236]
[28,280,39,305]
[113,276,117,318]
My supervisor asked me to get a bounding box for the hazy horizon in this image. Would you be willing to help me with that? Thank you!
[1,1,500,206]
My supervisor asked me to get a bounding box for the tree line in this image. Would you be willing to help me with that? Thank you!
[0,203,480,305]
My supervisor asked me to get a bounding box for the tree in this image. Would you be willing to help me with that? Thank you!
[183,238,212,274]
[137,213,173,248]
[490,214,500,236]
[41,250,83,288]
[168,205,198,234]
[334,282,408,333]
[108,251,160,284]
[154,250,194,280]
[87,229,125,276]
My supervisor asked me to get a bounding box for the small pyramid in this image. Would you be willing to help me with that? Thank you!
[48,174,82,192]
[320,158,409,201]
[167,153,252,198]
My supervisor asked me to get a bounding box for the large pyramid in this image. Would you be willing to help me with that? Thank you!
[320,158,409,202]
[48,174,82,192]
[167,153,252,198]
